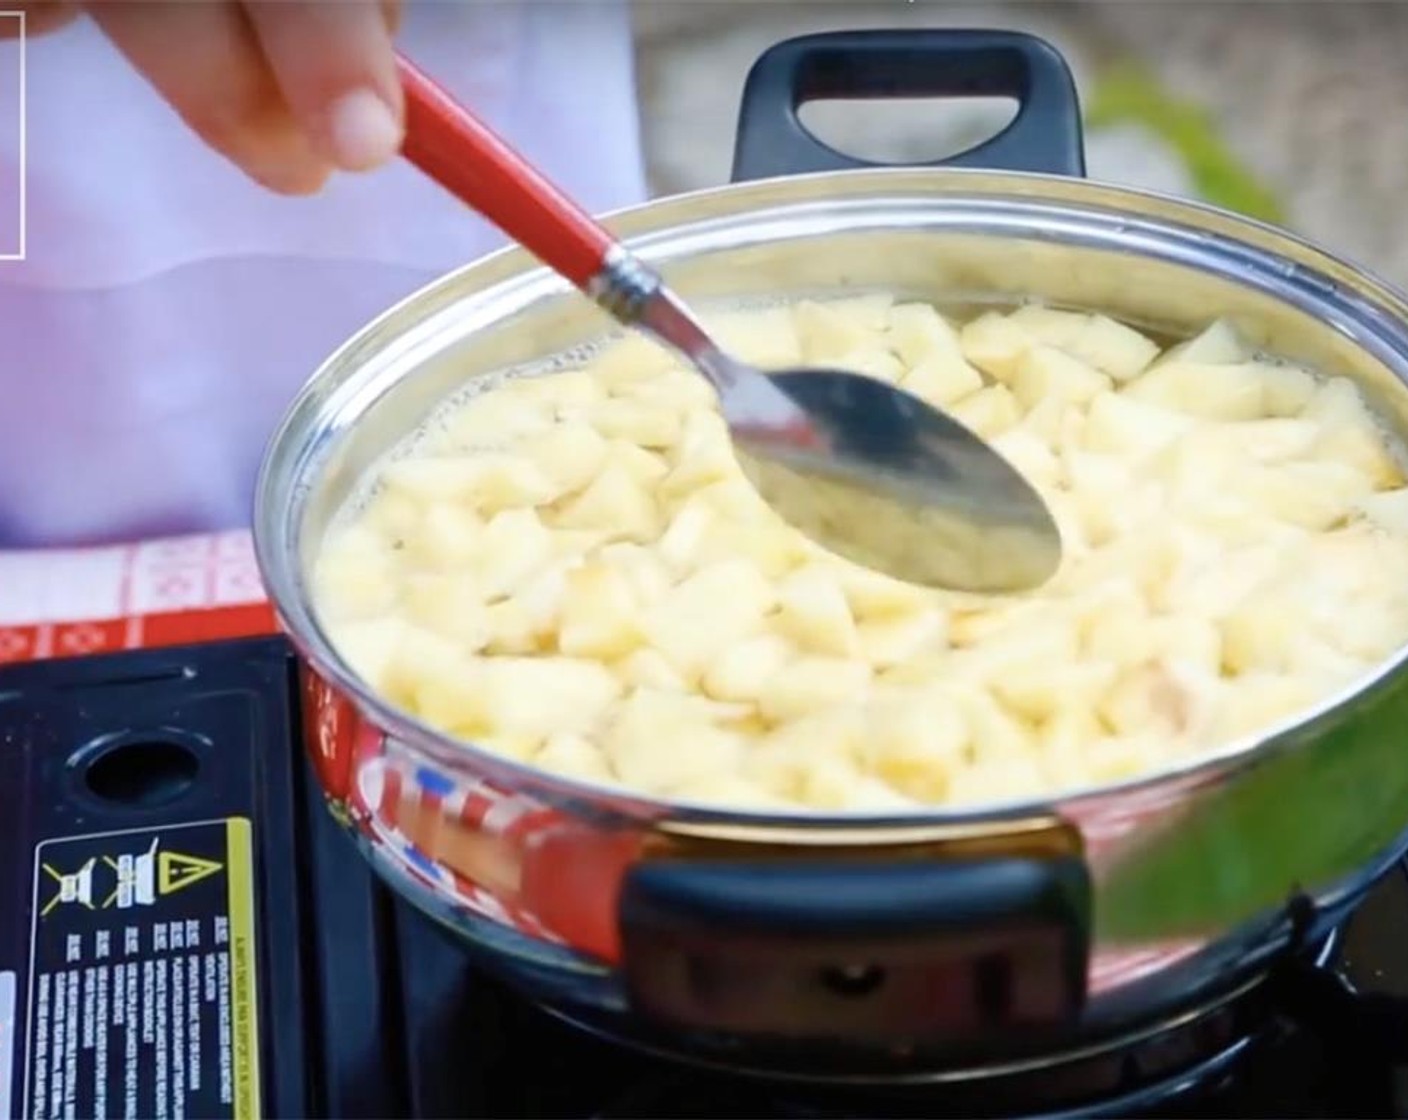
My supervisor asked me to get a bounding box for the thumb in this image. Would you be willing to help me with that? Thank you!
[245,0,402,173]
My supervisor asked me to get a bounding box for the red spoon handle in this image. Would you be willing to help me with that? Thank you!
[396,54,617,289]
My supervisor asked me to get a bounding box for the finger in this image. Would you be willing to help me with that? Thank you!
[245,0,402,173]
[86,0,329,195]
[1,2,80,38]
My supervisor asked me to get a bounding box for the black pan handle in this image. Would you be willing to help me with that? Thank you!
[731,29,1086,183]
[619,851,1090,1042]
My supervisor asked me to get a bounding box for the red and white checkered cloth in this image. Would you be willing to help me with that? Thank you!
[0,530,275,663]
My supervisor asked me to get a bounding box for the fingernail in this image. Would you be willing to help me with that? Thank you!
[324,88,402,171]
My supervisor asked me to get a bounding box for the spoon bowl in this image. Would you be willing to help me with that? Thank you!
[738,368,1064,591]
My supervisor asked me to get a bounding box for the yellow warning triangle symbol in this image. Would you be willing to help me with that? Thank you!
[158,850,223,895]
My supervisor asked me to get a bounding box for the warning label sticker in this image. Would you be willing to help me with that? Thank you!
[21,820,261,1120]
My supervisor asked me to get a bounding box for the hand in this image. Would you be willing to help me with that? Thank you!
[15,1,404,194]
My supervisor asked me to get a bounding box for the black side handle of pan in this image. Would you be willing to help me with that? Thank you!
[731,29,1086,182]
[619,854,1091,1043]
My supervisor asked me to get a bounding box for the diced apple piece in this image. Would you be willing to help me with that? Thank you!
[404,502,484,570]
[384,453,565,511]
[860,698,968,802]
[950,621,1081,690]
[519,424,609,494]
[758,658,872,722]
[1037,705,1106,778]
[1312,419,1404,488]
[616,648,691,692]
[662,411,736,498]
[1008,304,1086,346]
[314,524,399,621]
[534,732,616,783]
[1100,660,1219,739]
[702,306,803,370]
[835,561,940,620]
[1256,362,1318,417]
[1146,616,1223,677]
[695,477,770,521]
[774,563,858,656]
[1154,540,1285,619]
[793,299,883,361]
[557,561,643,659]
[855,609,948,668]
[1123,362,1266,421]
[701,634,793,703]
[1151,430,1255,506]
[402,572,491,652]
[1073,315,1160,381]
[583,333,678,389]
[473,657,623,740]
[745,709,865,799]
[1233,461,1372,531]
[991,428,1062,491]
[386,628,480,728]
[1153,319,1246,368]
[642,560,776,677]
[901,354,985,407]
[597,542,674,606]
[1012,346,1112,410]
[755,707,865,764]
[950,384,1021,438]
[1303,377,1372,425]
[512,560,573,649]
[1326,596,1408,662]
[1208,672,1321,740]
[992,660,1118,723]
[551,462,658,542]
[1084,391,1195,457]
[960,311,1032,382]
[604,689,747,793]
[1219,418,1320,463]
[588,398,681,449]
[474,508,552,599]
[609,442,670,489]
[795,759,902,810]
[888,303,961,365]
[694,520,809,581]
[1281,636,1369,687]
[442,391,554,448]
[655,500,719,572]
[1063,450,1138,545]
[325,616,408,692]
[612,365,717,411]
[483,598,539,654]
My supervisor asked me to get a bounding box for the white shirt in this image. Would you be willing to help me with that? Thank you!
[0,1,647,546]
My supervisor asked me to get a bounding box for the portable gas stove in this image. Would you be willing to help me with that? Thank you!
[2,637,1407,1120]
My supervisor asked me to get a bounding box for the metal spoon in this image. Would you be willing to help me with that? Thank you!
[396,57,1062,593]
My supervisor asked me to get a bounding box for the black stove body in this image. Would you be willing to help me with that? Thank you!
[2,638,1408,1120]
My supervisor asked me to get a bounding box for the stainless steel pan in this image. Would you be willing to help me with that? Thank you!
[253,30,1408,1081]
